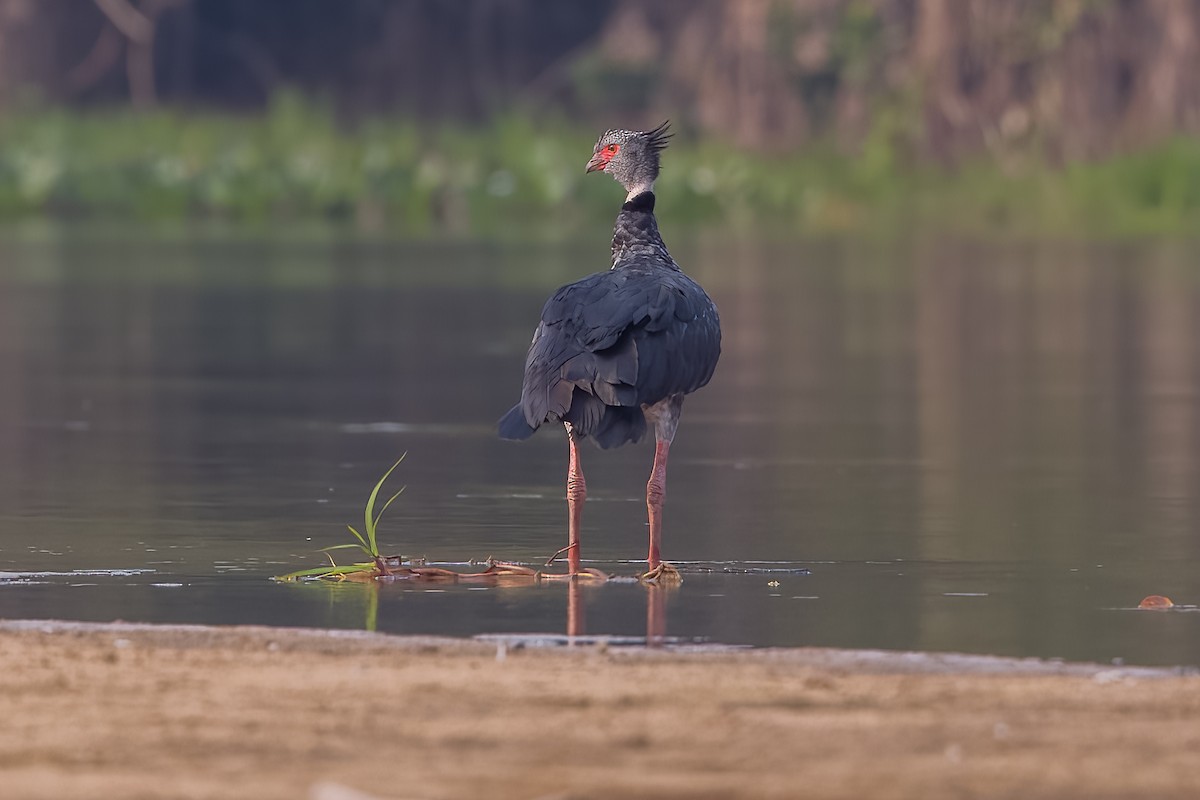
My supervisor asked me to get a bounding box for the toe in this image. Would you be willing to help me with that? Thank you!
[640,563,682,585]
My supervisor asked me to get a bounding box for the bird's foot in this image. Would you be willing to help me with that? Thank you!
[640,562,682,585]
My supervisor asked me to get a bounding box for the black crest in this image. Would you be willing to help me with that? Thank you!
[643,120,673,156]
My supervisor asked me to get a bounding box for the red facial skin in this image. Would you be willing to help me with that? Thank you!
[585,143,620,173]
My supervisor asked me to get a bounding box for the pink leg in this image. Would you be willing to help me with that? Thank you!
[646,440,670,570]
[566,426,586,575]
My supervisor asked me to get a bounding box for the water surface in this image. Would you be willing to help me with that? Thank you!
[2,232,1199,665]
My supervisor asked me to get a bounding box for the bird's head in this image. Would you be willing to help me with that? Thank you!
[586,121,672,199]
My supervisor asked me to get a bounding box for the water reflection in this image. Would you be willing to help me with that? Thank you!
[1,234,1199,664]
[283,572,679,648]
[563,581,668,646]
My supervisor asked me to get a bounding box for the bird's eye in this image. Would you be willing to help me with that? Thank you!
[605,144,619,154]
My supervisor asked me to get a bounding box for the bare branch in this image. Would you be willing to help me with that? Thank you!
[65,24,123,92]
[92,0,153,44]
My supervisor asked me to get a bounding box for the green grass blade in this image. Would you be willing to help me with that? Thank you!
[364,453,406,555]
[320,543,371,555]
[277,454,410,582]
[345,525,368,549]
[272,562,376,581]
[372,485,406,530]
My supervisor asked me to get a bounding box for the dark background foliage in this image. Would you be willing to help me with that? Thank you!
[4,0,1200,160]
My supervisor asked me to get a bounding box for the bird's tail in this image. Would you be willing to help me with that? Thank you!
[497,404,537,440]
[590,405,646,449]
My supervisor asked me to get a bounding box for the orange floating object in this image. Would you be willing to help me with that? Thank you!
[1138,595,1174,609]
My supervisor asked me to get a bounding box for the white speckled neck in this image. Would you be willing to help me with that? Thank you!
[625,181,655,201]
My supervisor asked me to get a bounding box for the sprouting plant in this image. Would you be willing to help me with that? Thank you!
[322,452,407,565]
[274,454,408,582]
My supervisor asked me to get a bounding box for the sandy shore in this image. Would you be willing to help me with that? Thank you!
[3,619,1199,800]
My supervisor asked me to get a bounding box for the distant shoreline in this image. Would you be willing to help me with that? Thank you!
[4,110,1200,238]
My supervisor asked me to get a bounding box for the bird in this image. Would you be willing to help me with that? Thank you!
[498,121,722,582]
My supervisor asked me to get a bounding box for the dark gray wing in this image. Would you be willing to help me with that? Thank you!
[498,265,721,448]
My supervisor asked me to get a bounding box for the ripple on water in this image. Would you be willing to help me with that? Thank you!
[0,569,156,586]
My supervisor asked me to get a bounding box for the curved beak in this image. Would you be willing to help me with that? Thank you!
[585,152,607,173]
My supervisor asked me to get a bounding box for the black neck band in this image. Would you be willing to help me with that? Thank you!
[621,191,656,213]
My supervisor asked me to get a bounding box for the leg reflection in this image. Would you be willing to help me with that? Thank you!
[645,584,668,647]
[566,578,586,639]
[561,579,675,646]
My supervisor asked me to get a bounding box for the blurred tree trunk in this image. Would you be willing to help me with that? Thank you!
[912,0,959,157]
[1125,0,1200,144]
[0,0,50,104]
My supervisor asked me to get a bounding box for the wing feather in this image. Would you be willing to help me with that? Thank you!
[499,265,720,447]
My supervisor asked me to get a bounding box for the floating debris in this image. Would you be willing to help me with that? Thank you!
[1138,595,1174,609]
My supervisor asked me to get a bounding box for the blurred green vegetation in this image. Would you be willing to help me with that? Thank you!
[2,95,1200,237]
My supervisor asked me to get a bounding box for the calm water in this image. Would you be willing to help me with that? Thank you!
[2,232,1199,665]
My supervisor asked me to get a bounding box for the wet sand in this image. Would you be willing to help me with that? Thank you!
[3,619,1199,800]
